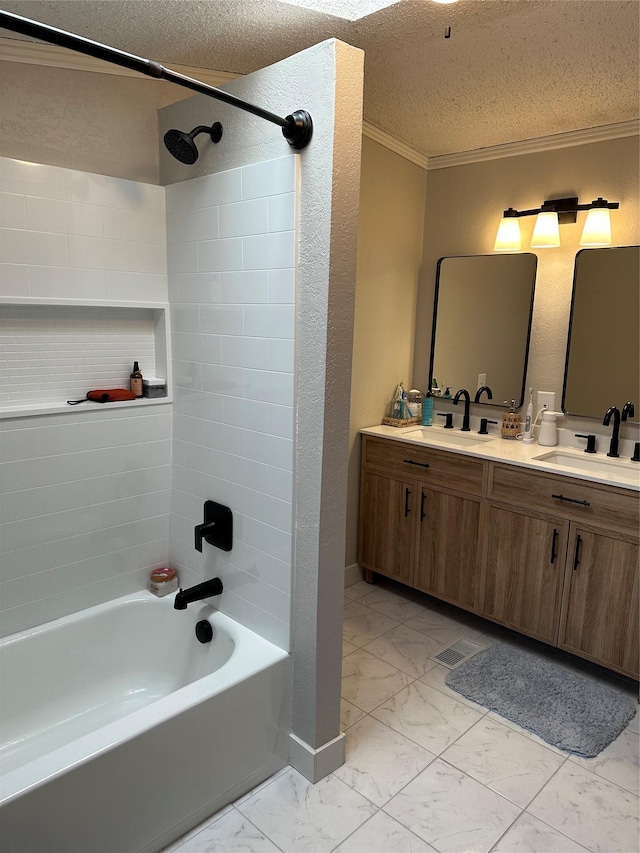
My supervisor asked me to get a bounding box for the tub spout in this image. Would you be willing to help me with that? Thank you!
[174,577,223,610]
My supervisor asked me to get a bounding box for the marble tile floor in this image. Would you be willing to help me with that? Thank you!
[164,578,639,853]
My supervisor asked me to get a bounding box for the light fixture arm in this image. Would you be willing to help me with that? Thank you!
[502,196,619,223]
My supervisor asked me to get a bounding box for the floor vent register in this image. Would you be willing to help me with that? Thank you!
[432,637,486,669]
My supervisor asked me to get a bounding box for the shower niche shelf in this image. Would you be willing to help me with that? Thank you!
[0,298,172,419]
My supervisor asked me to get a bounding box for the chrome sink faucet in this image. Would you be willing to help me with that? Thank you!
[453,388,471,431]
[603,406,621,458]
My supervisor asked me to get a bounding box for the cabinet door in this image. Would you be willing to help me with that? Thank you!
[358,470,416,585]
[482,504,568,645]
[415,487,480,610]
[559,524,639,678]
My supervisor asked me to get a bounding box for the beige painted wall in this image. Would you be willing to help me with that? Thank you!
[345,137,427,568]
[0,61,185,183]
[414,135,640,434]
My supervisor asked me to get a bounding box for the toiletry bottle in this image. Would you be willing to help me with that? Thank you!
[522,387,534,445]
[130,361,143,398]
[422,391,433,426]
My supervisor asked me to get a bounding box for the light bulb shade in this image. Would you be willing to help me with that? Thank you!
[493,216,522,252]
[580,206,612,246]
[530,211,560,248]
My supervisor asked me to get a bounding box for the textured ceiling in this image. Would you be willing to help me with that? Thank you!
[1,0,638,156]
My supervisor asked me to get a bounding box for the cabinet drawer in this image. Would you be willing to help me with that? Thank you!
[489,463,639,533]
[362,436,487,496]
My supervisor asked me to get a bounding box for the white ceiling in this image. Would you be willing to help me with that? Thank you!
[0,0,638,157]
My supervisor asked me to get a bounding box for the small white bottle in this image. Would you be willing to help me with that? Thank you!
[538,411,560,446]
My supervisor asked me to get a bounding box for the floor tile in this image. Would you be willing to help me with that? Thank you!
[235,767,377,853]
[343,639,358,656]
[371,679,483,754]
[340,697,367,730]
[341,648,413,713]
[343,600,401,647]
[491,812,590,853]
[162,806,234,852]
[333,714,435,806]
[384,758,521,853]
[484,710,569,757]
[441,716,565,807]
[344,580,373,600]
[406,607,484,646]
[528,761,640,853]
[569,725,639,796]
[335,809,439,852]
[420,664,488,713]
[173,806,281,852]
[363,623,443,678]
[358,586,427,622]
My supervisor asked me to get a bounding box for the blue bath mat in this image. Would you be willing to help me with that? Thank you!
[445,643,636,757]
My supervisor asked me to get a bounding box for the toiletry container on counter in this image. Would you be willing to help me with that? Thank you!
[538,411,561,446]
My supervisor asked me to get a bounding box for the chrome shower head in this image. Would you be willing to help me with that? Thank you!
[163,122,223,164]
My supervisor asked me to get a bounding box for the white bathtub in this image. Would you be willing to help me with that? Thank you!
[0,591,290,853]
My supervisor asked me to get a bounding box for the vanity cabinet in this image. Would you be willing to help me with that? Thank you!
[358,436,487,611]
[484,463,639,679]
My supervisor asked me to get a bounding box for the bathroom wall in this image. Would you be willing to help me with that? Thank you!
[165,156,296,650]
[0,157,171,636]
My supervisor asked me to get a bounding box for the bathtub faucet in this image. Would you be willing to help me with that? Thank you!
[174,577,224,610]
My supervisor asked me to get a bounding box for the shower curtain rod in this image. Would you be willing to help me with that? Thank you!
[0,9,313,149]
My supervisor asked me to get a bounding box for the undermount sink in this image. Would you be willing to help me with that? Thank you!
[403,426,495,448]
[533,449,640,486]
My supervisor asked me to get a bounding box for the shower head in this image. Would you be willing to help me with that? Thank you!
[163,122,223,164]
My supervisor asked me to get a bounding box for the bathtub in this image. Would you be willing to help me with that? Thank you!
[0,591,290,853]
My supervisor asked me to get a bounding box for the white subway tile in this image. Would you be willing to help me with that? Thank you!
[268,193,295,232]
[165,179,197,213]
[0,158,66,200]
[241,600,289,650]
[200,421,245,456]
[241,157,295,200]
[201,363,245,397]
[135,242,167,275]
[176,272,221,304]
[243,231,295,271]
[227,455,293,502]
[183,443,226,477]
[65,171,163,212]
[26,197,103,237]
[176,388,223,422]
[0,192,26,228]
[267,404,294,439]
[244,432,294,472]
[172,304,200,333]
[200,304,244,335]
[167,241,198,275]
[221,335,269,369]
[196,169,242,208]
[267,339,294,373]
[221,396,271,431]
[219,198,268,238]
[198,333,223,365]
[111,465,170,500]
[231,567,291,623]
[239,515,292,564]
[30,266,107,300]
[0,488,42,523]
[0,263,30,298]
[245,370,294,406]
[67,234,106,269]
[244,304,294,339]
[167,206,219,244]
[2,508,78,552]
[268,268,295,303]
[0,455,78,493]
[0,229,68,267]
[105,271,168,302]
[198,237,243,272]
[220,270,269,304]
[173,413,204,446]
[103,207,165,244]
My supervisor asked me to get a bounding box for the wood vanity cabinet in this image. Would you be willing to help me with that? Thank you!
[483,463,639,679]
[358,435,487,612]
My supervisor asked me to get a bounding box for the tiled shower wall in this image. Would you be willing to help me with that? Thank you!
[166,156,296,650]
[0,158,171,635]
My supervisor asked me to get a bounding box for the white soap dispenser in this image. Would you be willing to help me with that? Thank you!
[537,411,561,446]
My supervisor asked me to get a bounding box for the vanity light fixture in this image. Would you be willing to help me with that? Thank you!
[493,196,619,252]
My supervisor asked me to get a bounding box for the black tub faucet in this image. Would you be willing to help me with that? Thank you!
[174,577,223,610]
[453,389,471,431]
[474,386,493,403]
[603,406,621,458]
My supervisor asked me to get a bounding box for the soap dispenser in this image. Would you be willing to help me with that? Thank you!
[538,411,561,447]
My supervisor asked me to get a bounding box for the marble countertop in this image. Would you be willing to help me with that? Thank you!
[360,422,640,492]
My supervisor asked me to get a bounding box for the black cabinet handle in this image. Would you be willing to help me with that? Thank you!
[550,528,558,564]
[572,534,582,571]
[551,493,590,507]
[404,487,411,517]
[420,490,426,521]
[403,459,430,468]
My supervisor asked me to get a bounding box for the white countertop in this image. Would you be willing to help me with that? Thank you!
[361,423,640,492]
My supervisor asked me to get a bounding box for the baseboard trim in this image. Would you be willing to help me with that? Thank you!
[344,563,363,588]
[288,732,346,782]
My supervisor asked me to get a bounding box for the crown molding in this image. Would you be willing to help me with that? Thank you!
[0,37,238,86]
[362,121,429,169]
[426,120,640,170]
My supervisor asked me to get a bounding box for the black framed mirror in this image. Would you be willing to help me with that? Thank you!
[429,253,537,407]
[562,246,639,421]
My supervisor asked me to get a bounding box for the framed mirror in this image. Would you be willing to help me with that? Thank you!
[429,253,537,407]
[562,246,639,421]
